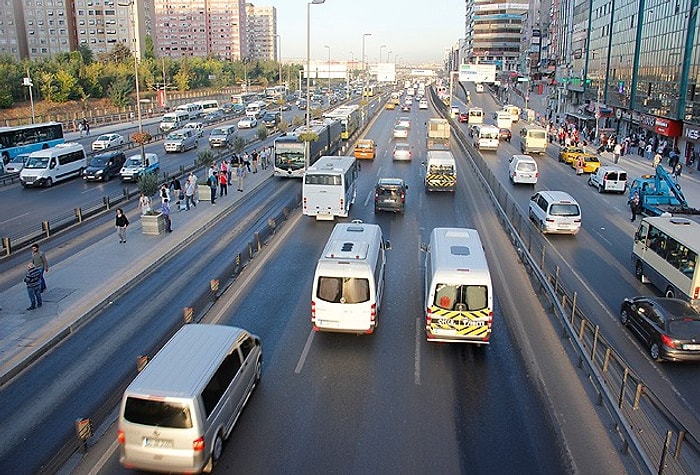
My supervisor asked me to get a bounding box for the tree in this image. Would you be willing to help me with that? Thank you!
[144,35,155,61]
[107,76,133,107]
[173,68,191,92]
[38,71,58,102]
[53,68,83,102]
[232,136,246,155]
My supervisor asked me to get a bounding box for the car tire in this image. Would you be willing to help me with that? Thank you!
[598,184,603,193]
[539,219,547,234]
[254,356,263,384]
[620,309,630,326]
[649,341,662,361]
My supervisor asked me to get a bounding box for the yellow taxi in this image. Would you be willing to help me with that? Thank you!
[569,153,601,173]
[557,146,586,164]
[385,102,396,110]
[354,139,376,159]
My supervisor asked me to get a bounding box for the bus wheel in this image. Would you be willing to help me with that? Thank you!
[664,287,675,299]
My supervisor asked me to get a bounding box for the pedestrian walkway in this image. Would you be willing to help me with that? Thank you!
[0,162,273,385]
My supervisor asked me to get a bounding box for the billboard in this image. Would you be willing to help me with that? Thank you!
[459,63,497,83]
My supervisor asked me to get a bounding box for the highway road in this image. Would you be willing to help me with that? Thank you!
[0,91,656,474]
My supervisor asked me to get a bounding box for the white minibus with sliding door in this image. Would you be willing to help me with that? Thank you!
[423,228,494,344]
[312,220,391,334]
[302,155,359,220]
[20,143,87,187]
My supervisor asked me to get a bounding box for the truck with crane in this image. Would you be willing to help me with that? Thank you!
[628,165,700,216]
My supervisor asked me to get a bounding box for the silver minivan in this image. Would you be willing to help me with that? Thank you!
[118,324,262,474]
[528,190,582,235]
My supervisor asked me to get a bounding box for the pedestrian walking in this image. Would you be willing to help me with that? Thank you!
[78,122,84,137]
[161,198,172,233]
[31,244,49,292]
[652,152,662,168]
[24,263,43,310]
[575,156,585,175]
[218,168,228,196]
[115,208,129,243]
[138,193,152,215]
[236,162,244,191]
[184,178,196,210]
[252,149,259,173]
[613,143,621,164]
[159,183,170,204]
[208,171,218,205]
[673,163,683,182]
[628,190,642,222]
[82,117,90,136]
[170,177,183,205]
[189,172,199,203]
[243,152,251,173]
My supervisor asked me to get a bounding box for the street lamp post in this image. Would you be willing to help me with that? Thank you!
[306,0,326,170]
[118,0,142,134]
[387,51,392,64]
[379,44,386,65]
[324,45,331,92]
[275,34,282,85]
[22,71,35,124]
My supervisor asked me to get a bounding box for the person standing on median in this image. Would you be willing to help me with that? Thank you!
[115,208,129,243]
[236,162,244,192]
[161,198,172,233]
[184,178,196,210]
[209,171,218,205]
[218,167,228,197]
[24,262,43,310]
[31,244,49,293]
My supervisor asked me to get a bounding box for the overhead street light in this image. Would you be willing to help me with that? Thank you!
[379,44,386,65]
[306,0,326,170]
[117,0,142,135]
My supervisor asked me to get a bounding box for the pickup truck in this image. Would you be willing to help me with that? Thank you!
[628,165,700,216]
[120,152,160,182]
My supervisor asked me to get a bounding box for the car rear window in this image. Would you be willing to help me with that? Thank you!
[550,203,580,216]
[517,162,537,172]
[433,284,488,311]
[123,397,193,429]
[317,276,370,304]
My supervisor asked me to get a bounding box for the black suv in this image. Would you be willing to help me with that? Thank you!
[374,178,408,213]
[262,112,281,128]
[83,150,126,182]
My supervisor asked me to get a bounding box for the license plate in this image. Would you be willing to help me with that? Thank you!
[683,344,700,350]
[317,320,339,327]
[143,437,173,448]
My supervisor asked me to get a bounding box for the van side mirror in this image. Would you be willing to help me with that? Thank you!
[420,242,429,252]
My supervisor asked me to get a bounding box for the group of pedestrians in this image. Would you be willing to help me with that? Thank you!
[23,244,49,310]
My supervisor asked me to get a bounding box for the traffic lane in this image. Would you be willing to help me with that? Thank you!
[0,124,279,240]
[470,131,700,436]
[0,178,296,474]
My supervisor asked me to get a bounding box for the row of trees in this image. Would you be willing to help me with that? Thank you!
[0,41,301,109]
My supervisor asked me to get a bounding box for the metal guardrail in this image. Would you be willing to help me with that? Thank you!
[430,88,699,474]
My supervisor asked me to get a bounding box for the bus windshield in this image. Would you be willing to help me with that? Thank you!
[275,143,305,169]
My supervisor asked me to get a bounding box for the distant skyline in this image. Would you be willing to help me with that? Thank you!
[266,0,465,65]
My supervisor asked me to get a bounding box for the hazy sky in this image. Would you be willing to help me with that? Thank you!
[266,0,465,65]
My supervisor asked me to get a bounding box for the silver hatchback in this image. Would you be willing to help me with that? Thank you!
[164,129,198,153]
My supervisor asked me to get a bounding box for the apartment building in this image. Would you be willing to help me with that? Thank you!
[245,3,276,61]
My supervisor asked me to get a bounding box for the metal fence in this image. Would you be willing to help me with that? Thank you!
[436,90,700,474]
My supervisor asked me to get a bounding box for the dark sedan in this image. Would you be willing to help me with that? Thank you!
[620,296,700,362]
[498,128,512,142]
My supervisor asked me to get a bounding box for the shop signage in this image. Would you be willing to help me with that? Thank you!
[638,113,682,137]
[683,124,700,142]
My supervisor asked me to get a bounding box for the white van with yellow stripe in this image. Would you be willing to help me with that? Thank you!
[423,150,456,192]
[423,227,493,344]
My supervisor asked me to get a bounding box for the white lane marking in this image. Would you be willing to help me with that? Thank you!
[88,439,119,475]
[414,317,422,386]
[1,211,32,224]
[295,330,316,374]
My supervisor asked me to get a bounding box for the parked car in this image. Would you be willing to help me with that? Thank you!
[4,153,29,174]
[620,296,700,362]
[498,128,512,142]
[183,121,204,137]
[374,177,408,213]
[82,150,126,182]
[91,133,124,152]
[238,116,258,129]
[164,128,198,153]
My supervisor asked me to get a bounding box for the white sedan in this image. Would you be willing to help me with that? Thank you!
[238,116,258,129]
[393,125,409,139]
[91,133,124,151]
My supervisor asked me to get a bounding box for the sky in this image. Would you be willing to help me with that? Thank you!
[265,0,465,65]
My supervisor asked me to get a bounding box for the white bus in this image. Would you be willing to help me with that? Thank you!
[423,227,494,344]
[302,155,359,220]
[474,124,500,151]
[311,220,390,334]
[245,100,267,118]
[197,99,220,114]
[467,107,484,125]
[632,216,700,304]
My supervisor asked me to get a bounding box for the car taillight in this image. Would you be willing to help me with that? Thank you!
[694,287,699,300]
[311,300,316,320]
[370,303,376,322]
[193,436,205,452]
[661,333,680,349]
[535,172,539,177]
[117,429,125,445]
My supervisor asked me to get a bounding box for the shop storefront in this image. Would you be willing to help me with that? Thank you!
[681,123,700,172]
[634,112,682,155]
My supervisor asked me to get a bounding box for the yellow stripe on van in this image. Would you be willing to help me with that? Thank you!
[428,306,492,337]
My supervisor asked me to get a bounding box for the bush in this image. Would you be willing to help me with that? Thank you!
[196,149,214,168]
[137,170,161,197]
[256,125,268,142]
[232,136,246,155]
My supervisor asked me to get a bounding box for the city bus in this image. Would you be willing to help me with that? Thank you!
[467,107,484,125]
[632,216,700,304]
[0,122,64,165]
[302,155,359,220]
[274,118,342,178]
[323,105,361,140]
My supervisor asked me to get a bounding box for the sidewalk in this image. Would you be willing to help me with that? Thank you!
[0,164,273,385]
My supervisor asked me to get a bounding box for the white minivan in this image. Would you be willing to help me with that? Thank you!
[19,143,87,187]
[528,190,582,235]
[118,324,262,474]
[311,220,391,334]
[160,110,189,132]
[508,154,538,185]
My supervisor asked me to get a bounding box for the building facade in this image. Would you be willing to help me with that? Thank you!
[245,3,276,61]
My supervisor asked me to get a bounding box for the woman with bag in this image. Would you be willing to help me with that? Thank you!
[115,208,129,243]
